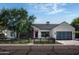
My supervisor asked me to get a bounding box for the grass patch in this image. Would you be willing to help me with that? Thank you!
[0,39,61,44]
[0,39,30,44]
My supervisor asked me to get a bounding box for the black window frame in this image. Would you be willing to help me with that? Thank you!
[41,32,49,37]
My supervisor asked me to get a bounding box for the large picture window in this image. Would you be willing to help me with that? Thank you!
[41,32,49,37]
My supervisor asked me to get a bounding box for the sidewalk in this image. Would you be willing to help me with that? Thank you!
[57,40,79,45]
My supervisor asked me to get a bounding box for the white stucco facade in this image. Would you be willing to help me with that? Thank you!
[51,22,75,39]
[33,22,75,40]
[32,26,50,38]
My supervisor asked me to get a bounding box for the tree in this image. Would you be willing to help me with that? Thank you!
[71,17,79,27]
[16,15,36,39]
[71,17,79,38]
[0,8,36,39]
[71,17,79,31]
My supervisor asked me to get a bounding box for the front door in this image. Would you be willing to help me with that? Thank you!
[35,31,38,38]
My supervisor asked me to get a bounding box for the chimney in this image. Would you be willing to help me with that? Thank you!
[46,21,50,24]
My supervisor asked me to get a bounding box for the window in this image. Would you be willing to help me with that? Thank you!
[41,32,49,37]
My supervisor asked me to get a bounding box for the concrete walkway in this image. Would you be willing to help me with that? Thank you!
[57,40,79,45]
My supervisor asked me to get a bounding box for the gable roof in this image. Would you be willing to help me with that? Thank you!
[53,22,75,29]
[32,24,58,30]
[32,22,75,30]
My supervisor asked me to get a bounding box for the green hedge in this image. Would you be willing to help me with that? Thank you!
[34,40,55,44]
[75,31,79,33]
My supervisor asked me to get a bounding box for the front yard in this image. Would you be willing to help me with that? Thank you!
[34,39,60,44]
[0,39,61,44]
[0,39,30,44]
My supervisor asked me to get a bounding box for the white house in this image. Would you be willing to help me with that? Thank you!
[32,22,75,40]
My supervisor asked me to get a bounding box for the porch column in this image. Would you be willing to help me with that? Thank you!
[33,30,35,38]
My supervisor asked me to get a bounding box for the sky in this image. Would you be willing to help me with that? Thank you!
[0,3,79,24]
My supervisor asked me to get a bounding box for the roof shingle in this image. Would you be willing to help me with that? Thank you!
[33,24,58,30]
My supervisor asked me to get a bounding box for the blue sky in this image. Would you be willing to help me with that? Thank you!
[0,3,79,24]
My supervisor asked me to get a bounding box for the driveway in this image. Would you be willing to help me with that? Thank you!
[57,40,79,45]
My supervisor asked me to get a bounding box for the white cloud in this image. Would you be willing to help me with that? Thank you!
[49,8,65,14]
[48,4,66,14]
[28,3,68,15]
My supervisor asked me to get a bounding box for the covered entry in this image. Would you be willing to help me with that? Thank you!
[56,31,72,40]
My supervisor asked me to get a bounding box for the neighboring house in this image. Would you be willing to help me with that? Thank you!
[2,29,16,39]
[32,22,75,40]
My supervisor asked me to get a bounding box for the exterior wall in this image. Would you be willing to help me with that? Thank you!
[51,22,75,39]
[32,26,40,38]
[33,22,75,39]
[38,30,41,38]
[50,29,54,38]
[33,26,50,38]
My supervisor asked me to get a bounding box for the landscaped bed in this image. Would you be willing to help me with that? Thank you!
[34,40,60,44]
[33,38,61,44]
[0,39,61,44]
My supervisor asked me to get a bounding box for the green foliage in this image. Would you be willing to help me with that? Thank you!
[75,31,79,33]
[0,8,36,33]
[71,17,79,31]
[71,17,79,26]
[0,39,30,44]
[34,40,56,44]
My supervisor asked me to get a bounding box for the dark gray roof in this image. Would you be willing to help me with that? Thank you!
[33,24,59,30]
